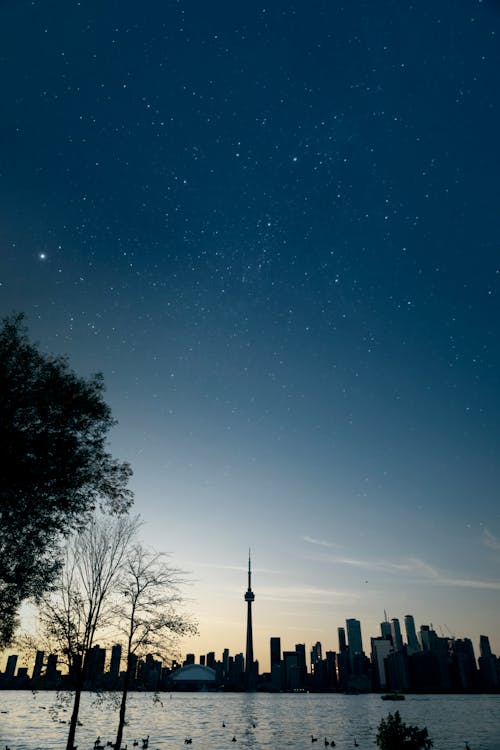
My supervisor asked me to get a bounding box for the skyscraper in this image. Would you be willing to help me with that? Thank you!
[32,650,44,681]
[391,618,404,651]
[346,618,363,655]
[270,637,281,669]
[404,615,419,652]
[244,550,255,690]
[109,643,122,682]
[338,627,347,653]
[380,612,392,640]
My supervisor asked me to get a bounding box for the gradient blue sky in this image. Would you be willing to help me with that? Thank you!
[1,0,499,670]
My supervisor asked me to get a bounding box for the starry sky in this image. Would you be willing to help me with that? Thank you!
[1,0,500,670]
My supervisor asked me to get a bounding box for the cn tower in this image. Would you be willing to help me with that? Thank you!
[244,549,255,690]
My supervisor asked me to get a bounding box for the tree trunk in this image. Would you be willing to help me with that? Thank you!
[66,682,83,750]
[114,658,132,750]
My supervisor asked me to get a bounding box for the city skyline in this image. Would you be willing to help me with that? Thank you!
[14,552,500,673]
[2,0,500,667]
[3,608,498,694]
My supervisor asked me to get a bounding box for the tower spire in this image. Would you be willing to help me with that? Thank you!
[244,549,255,690]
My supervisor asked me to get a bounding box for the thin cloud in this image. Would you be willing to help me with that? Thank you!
[483,528,500,551]
[436,576,500,591]
[317,553,500,592]
[303,535,339,549]
[197,562,285,575]
[258,584,360,605]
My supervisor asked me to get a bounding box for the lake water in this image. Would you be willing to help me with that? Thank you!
[0,691,498,750]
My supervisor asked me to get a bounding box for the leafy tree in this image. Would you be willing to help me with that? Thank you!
[376,710,433,750]
[0,314,133,647]
[38,514,140,750]
[113,544,197,750]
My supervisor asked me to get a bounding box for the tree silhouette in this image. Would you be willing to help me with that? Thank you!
[112,544,197,750]
[0,314,133,646]
[38,514,140,750]
[376,711,433,750]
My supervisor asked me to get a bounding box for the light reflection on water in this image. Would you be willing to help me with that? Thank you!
[0,692,499,750]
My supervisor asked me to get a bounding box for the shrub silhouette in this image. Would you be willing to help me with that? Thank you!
[376,710,433,750]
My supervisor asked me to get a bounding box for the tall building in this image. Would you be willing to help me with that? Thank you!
[371,637,392,690]
[32,650,44,680]
[380,612,392,640]
[478,635,498,689]
[479,634,492,659]
[391,618,404,651]
[419,625,431,651]
[244,550,255,690]
[346,618,363,655]
[109,644,122,682]
[222,648,230,680]
[45,654,59,681]
[404,615,419,652]
[270,637,281,669]
[338,627,347,653]
[295,643,307,687]
[5,654,17,679]
[311,641,322,670]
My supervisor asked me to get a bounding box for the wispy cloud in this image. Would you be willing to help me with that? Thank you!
[303,535,339,549]
[258,584,360,605]
[435,576,500,591]
[483,527,500,551]
[196,562,285,575]
[311,553,500,592]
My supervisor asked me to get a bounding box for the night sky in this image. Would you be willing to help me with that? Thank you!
[1,0,500,668]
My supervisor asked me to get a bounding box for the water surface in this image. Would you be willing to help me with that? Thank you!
[0,691,498,750]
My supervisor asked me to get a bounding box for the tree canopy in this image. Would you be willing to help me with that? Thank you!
[0,314,133,647]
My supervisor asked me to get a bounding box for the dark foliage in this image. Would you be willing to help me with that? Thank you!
[0,314,133,647]
[376,711,433,750]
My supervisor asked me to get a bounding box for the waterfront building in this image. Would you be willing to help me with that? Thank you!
[478,635,498,689]
[45,654,59,683]
[32,650,44,681]
[371,637,392,690]
[270,637,281,669]
[311,641,322,672]
[337,627,350,690]
[222,648,230,680]
[295,643,307,687]
[346,618,363,662]
[404,615,420,653]
[85,644,106,683]
[283,651,300,690]
[169,663,216,690]
[109,644,122,682]
[450,638,478,690]
[338,627,347,653]
[5,654,17,679]
[325,651,338,690]
[391,618,404,652]
[419,624,431,651]
[380,620,392,640]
